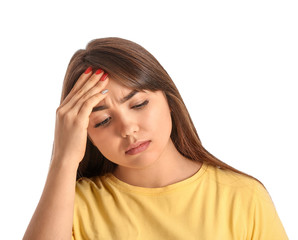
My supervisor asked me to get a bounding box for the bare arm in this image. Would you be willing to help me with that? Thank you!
[23,159,78,240]
[23,68,109,240]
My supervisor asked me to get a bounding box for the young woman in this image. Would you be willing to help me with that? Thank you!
[23,37,288,239]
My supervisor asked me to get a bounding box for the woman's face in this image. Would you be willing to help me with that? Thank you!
[87,79,173,169]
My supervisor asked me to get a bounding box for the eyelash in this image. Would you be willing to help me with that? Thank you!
[94,100,149,128]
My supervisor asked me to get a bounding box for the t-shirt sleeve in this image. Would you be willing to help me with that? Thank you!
[250,182,288,240]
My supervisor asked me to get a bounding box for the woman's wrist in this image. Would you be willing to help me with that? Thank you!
[50,155,80,173]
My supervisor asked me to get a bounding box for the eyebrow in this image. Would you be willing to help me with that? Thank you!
[92,90,139,112]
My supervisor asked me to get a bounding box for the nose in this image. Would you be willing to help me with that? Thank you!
[118,115,139,138]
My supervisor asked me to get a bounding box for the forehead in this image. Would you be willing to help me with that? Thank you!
[106,79,132,97]
[94,79,146,107]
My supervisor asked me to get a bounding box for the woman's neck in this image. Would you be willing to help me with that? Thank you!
[112,140,202,188]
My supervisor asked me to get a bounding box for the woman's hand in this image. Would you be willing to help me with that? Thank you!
[23,67,108,239]
[51,67,109,167]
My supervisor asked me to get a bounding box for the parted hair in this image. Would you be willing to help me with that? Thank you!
[60,37,257,182]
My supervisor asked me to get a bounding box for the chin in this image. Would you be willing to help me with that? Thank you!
[122,151,160,170]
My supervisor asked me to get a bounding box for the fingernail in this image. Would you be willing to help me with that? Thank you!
[101,89,108,94]
[95,69,103,75]
[100,73,108,81]
[84,67,92,74]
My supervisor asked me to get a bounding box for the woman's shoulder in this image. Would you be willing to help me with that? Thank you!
[74,175,112,204]
[205,163,271,203]
[75,175,108,194]
[205,164,288,239]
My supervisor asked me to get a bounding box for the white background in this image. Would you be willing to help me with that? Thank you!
[0,0,297,239]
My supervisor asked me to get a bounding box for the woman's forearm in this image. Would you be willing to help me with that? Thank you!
[23,158,78,240]
[23,66,109,239]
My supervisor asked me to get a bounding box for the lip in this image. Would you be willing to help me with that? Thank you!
[125,140,151,155]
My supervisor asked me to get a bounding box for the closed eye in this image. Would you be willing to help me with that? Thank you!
[94,117,111,128]
[132,100,149,109]
[94,100,149,128]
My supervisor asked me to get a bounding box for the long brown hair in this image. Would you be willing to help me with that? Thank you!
[60,37,257,182]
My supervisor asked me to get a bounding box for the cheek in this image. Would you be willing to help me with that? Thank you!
[88,128,116,156]
[142,102,172,136]
[91,134,122,162]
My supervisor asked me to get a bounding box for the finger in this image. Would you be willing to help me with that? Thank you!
[77,87,110,125]
[61,70,106,112]
[62,67,94,105]
[71,76,110,115]
[62,67,106,107]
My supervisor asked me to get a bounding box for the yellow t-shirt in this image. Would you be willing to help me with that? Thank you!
[72,163,288,239]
